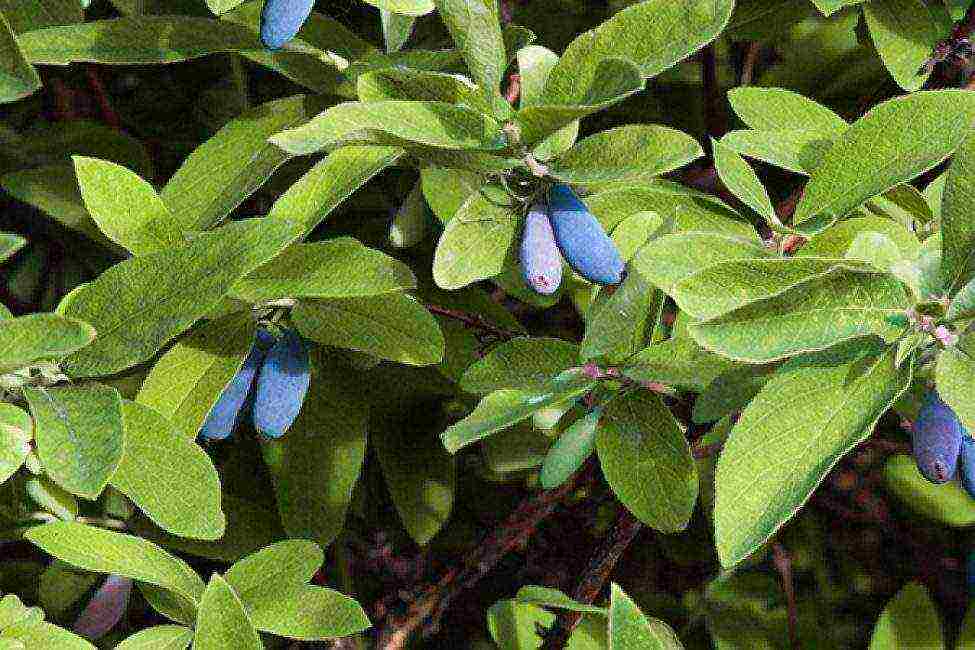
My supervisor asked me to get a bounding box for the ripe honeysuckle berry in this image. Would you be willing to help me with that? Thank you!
[199,330,271,441]
[960,434,975,499]
[252,329,311,439]
[520,203,562,295]
[911,389,964,484]
[547,184,624,285]
[260,0,315,50]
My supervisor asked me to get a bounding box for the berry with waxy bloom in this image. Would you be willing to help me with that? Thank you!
[252,329,311,439]
[260,0,315,50]
[520,203,562,295]
[199,329,274,441]
[547,184,624,285]
[911,389,964,484]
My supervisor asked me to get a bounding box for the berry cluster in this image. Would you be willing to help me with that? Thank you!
[520,184,624,295]
[200,327,311,441]
[911,389,975,497]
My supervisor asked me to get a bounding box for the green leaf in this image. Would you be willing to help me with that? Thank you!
[433,185,518,290]
[934,340,975,432]
[224,540,322,609]
[0,618,94,649]
[37,561,100,617]
[883,454,975,526]
[25,522,205,606]
[232,239,416,301]
[442,379,594,453]
[549,125,702,183]
[162,95,323,233]
[673,257,861,321]
[539,409,600,490]
[596,391,697,532]
[846,231,905,272]
[515,586,607,615]
[244,584,370,641]
[0,233,24,263]
[863,0,949,91]
[726,87,847,132]
[25,384,123,499]
[609,583,682,649]
[0,0,81,32]
[0,404,31,485]
[73,156,183,255]
[0,11,40,104]
[357,67,479,103]
[461,337,580,394]
[206,0,247,13]
[292,294,444,366]
[948,277,975,321]
[793,91,975,230]
[797,215,920,261]
[374,425,455,545]
[543,0,733,100]
[268,145,403,237]
[516,58,644,145]
[720,128,833,175]
[688,268,910,363]
[517,45,558,107]
[270,101,506,156]
[136,312,255,440]
[940,133,975,295]
[366,0,432,14]
[25,475,78,520]
[18,17,263,64]
[868,581,944,649]
[610,211,662,263]
[111,400,225,540]
[712,138,775,223]
[692,365,774,424]
[714,341,909,568]
[631,233,769,296]
[810,0,866,15]
[266,368,368,548]
[380,10,415,52]
[622,338,734,392]
[434,0,505,113]
[581,270,659,363]
[192,574,261,650]
[115,625,193,650]
[60,217,298,377]
[1,165,124,252]
[0,313,95,373]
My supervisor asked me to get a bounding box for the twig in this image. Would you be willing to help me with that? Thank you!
[85,66,122,130]
[425,304,520,340]
[700,44,725,153]
[541,509,643,649]
[739,42,760,86]
[772,542,800,650]
[374,461,595,649]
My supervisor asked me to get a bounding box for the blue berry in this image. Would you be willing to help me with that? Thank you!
[199,332,269,441]
[260,0,315,50]
[547,184,624,285]
[912,390,963,484]
[959,433,975,498]
[520,203,562,295]
[252,329,311,439]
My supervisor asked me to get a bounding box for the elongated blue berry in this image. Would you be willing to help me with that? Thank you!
[199,334,269,441]
[547,184,624,285]
[520,203,562,295]
[912,390,963,484]
[74,575,131,640]
[260,0,315,50]
[960,434,975,498]
[253,329,311,439]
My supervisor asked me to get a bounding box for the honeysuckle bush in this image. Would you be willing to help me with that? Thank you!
[4,0,975,647]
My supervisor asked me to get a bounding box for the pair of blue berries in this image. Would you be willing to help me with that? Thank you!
[260,0,314,50]
[200,328,311,440]
[911,390,975,498]
[521,184,625,295]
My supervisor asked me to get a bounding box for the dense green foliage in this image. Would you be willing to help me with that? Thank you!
[2,0,975,647]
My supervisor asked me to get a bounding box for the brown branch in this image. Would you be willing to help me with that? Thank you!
[374,461,595,649]
[541,509,643,649]
[700,44,725,154]
[772,542,800,650]
[739,42,760,86]
[425,304,521,340]
[85,66,122,130]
